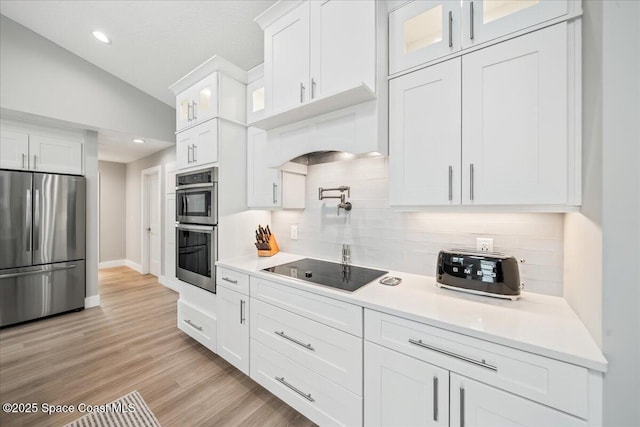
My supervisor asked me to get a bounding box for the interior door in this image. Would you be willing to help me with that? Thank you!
[148,173,161,277]
[32,173,86,265]
[0,170,32,269]
[265,1,310,112]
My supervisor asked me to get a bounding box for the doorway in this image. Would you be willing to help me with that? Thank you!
[141,166,161,277]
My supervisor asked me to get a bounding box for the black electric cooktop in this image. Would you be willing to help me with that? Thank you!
[263,258,387,292]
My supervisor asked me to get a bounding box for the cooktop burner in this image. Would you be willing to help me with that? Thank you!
[262,258,387,292]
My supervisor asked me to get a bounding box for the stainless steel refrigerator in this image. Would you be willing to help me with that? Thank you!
[0,170,86,327]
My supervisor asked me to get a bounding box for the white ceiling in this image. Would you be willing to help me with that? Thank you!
[0,0,275,163]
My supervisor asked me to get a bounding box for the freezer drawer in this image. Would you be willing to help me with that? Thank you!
[0,260,85,327]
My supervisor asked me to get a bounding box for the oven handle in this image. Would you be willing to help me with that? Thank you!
[176,224,214,233]
[175,183,215,190]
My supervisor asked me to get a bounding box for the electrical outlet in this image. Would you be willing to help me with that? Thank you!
[476,237,494,252]
[290,225,298,240]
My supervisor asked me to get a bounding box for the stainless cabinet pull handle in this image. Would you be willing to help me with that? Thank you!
[408,338,497,371]
[33,155,37,170]
[433,376,439,421]
[275,377,315,402]
[222,277,238,284]
[184,319,203,331]
[187,145,192,163]
[311,78,316,99]
[460,386,465,427]
[470,2,475,40]
[275,331,315,351]
[193,144,197,163]
[0,265,76,279]
[193,101,198,119]
[448,165,453,201]
[240,300,246,324]
[22,153,26,169]
[448,11,453,48]
[272,182,278,204]
[300,82,305,103]
[187,103,193,122]
[470,163,474,201]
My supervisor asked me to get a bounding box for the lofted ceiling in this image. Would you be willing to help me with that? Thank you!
[0,0,275,163]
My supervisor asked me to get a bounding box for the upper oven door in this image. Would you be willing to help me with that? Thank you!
[176,183,217,225]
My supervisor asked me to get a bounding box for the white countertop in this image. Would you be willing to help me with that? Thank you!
[217,252,607,372]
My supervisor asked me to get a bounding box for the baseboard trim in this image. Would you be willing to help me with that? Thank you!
[99,259,126,269]
[158,275,179,293]
[85,294,100,308]
[125,260,143,274]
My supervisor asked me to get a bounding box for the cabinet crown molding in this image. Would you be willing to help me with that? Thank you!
[247,63,264,83]
[169,55,248,95]
[254,0,304,30]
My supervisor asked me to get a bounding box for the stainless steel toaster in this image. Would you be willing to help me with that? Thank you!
[436,249,521,300]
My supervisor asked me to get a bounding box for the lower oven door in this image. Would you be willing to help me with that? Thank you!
[176,224,217,293]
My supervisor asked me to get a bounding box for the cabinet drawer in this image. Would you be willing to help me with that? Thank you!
[250,339,362,427]
[177,300,217,353]
[251,298,363,396]
[217,267,250,295]
[250,277,363,336]
[365,309,588,418]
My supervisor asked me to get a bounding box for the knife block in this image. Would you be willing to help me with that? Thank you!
[258,234,280,257]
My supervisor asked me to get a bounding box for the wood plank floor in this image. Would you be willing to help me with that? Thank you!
[0,267,315,427]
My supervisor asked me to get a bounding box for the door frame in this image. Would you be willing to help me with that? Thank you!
[141,165,162,275]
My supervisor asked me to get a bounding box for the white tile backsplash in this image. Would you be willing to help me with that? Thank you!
[271,157,565,296]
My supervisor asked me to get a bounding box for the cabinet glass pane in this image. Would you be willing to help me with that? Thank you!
[199,87,212,111]
[179,98,189,121]
[483,0,539,24]
[404,5,443,54]
[252,87,265,113]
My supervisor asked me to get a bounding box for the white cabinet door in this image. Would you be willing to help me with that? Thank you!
[389,57,461,206]
[175,88,193,132]
[0,129,30,170]
[176,130,193,170]
[310,0,375,98]
[247,77,266,124]
[247,127,281,208]
[462,23,567,205]
[217,286,249,375]
[389,0,461,74]
[191,119,219,167]
[29,134,82,175]
[365,342,449,427]
[191,74,219,126]
[450,373,587,427]
[462,0,568,48]
[264,2,310,113]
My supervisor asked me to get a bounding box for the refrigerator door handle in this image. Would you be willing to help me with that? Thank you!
[26,189,32,252]
[0,265,77,279]
[34,189,40,251]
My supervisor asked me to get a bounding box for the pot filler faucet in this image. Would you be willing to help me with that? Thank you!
[318,186,352,216]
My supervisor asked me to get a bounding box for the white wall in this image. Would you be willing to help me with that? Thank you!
[125,147,176,274]
[272,156,565,296]
[98,161,126,263]
[601,1,640,425]
[0,15,175,142]
[563,0,603,347]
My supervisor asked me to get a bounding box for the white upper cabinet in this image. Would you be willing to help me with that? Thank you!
[462,0,568,48]
[176,119,219,170]
[0,127,83,175]
[389,0,461,75]
[461,23,568,205]
[389,0,571,75]
[247,77,266,124]
[176,74,219,131]
[255,0,379,129]
[389,58,461,206]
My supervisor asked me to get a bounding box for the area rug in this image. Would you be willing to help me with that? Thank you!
[64,390,161,427]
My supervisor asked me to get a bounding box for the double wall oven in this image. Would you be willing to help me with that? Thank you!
[176,168,218,293]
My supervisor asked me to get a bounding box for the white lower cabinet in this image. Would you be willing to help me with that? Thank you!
[177,300,217,353]
[365,341,449,427]
[216,285,249,374]
[450,373,586,427]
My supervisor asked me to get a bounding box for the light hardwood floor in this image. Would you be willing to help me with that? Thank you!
[0,267,315,427]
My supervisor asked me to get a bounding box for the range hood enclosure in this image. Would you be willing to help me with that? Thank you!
[264,100,387,168]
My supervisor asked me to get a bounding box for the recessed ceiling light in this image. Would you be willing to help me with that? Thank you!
[92,30,111,44]
[132,139,145,144]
